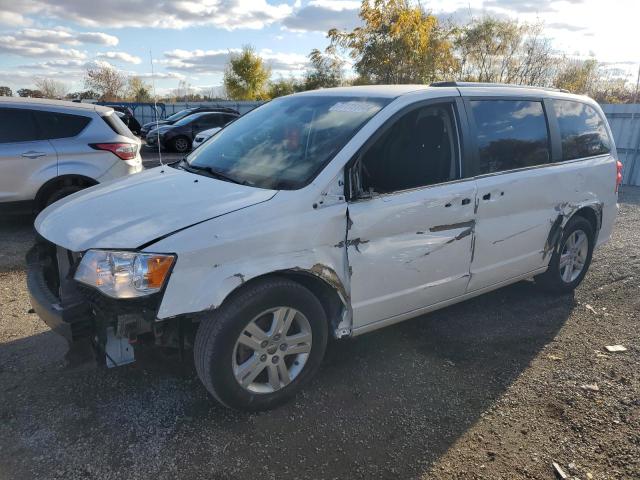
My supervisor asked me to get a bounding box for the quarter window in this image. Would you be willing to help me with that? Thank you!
[357,103,460,194]
[34,111,91,139]
[553,100,610,160]
[470,100,550,174]
[0,108,39,143]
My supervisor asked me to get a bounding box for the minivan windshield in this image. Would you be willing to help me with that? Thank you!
[185,95,390,190]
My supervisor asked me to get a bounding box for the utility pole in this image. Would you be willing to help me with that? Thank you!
[634,63,640,104]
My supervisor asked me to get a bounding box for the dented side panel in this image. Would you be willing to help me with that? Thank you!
[468,154,617,292]
[346,180,478,329]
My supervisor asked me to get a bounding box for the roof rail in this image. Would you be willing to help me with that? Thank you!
[429,81,569,93]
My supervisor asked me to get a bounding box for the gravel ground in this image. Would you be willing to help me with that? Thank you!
[0,177,638,480]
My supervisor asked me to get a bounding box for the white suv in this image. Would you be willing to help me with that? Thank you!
[28,83,619,410]
[0,97,142,213]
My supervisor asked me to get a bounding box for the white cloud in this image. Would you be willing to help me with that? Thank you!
[0,35,87,60]
[97,51,142,64]
[76,32,119,46]
[0,10,32,26]
[161,48,308,76]
[2,0,293,30]
[283,0,360,32]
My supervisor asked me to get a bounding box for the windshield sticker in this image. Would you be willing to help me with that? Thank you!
[329,101,379,113]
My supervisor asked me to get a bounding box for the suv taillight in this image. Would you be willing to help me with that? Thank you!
[90,143,138,160]
[616,160,623,192]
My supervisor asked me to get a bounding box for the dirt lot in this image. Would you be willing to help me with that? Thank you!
[0,177,638,479]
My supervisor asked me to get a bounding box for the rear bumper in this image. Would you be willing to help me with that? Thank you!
[26,245,93,344]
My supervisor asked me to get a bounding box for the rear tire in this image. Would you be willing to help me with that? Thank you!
[194,277,328,411]
[44,185,84,208]
[535,216,594,293]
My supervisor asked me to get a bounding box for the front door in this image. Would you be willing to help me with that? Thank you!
[346,101,477,330]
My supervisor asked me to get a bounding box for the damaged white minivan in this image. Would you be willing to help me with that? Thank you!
[28,83,620,410]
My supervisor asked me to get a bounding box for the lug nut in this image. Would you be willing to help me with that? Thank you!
[279,343,287,351]
[260,354,267,362]
[271,355,279,364]
[260,340,268,348]
[273,334,281,341]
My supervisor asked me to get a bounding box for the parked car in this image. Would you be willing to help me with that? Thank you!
[192,127,221,149]
[28,84,619,411]
[146,111,238,153]
[140,106,239,137]
[0,97,142,214]
[106,105,142,136]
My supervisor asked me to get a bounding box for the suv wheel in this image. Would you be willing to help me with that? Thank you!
[194,277,328,411]
[171,136,190,153]
[535,216,594,293]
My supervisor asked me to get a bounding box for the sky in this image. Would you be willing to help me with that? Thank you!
[0,0,638,95]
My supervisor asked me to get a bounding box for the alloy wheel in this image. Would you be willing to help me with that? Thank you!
[232,307,313,393]
[559,229,589,283]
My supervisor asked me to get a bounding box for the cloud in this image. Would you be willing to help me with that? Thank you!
[483,0,585,13]
[4,27,118,47]
[97,51,142,64]
[0,10,32,26]
[0,35,87,60]
[3,0,293,30]
[161,48,308,75]
[546,22,588,32]
[76,32,119,46]
[283,0,360,32]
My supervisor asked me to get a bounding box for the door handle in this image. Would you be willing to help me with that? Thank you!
[482,193,491,201]
[22,151,46,159]
[461,198,471,205]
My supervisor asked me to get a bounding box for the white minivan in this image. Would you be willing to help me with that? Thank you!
[27,83,620,410]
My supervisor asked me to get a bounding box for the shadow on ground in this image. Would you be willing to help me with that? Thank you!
[0,277,575,479]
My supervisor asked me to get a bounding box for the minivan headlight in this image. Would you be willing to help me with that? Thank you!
[74,250,175,298]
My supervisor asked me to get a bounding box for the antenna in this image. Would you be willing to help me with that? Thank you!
[149,49,163,168]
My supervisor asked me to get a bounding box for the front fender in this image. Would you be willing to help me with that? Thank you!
[147,197,350,320]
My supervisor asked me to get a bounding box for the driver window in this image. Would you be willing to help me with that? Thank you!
[357,103,460,195]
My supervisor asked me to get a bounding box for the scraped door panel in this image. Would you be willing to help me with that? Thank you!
[348,181,477,329]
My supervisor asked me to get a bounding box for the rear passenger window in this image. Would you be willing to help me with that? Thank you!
[470,100,550,174]
[34,111,91,139]
[0,108,39,143]
[553,100,610,160]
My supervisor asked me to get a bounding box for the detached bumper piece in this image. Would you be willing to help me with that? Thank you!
[26,242,93,344]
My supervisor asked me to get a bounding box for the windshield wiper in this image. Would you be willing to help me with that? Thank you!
[186,163,250,186]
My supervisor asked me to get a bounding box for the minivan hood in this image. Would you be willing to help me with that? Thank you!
[35,167,277,252]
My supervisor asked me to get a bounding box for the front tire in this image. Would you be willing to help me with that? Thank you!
[535,216,594,293]
[194,277,328,411]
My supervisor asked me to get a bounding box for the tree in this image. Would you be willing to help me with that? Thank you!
[303,48,344,90]
[127,76,152,102]
[454,17,557,86]
[554,59,599,95]
[223,46,271,100]
[0,86,12,97]
[84,62,127,101]
[268,76,302,98]
[34,77,68,99]
[66,90,99,101]
[17,88,43,98]
[327,0,457,84]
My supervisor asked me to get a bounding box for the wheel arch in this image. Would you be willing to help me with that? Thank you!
[35,174,98,209]
[224,268,348,337]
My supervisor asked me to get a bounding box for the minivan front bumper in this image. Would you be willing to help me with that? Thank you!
[26,244,93,344]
